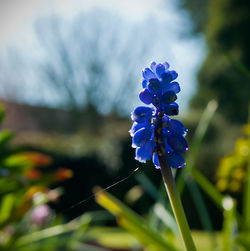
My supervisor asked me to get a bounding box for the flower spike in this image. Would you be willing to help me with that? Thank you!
[130,61,196,251]
[130,61,188,169]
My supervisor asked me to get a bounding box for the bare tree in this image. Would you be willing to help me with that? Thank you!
[0,8,183,115]
[31,9,151,114]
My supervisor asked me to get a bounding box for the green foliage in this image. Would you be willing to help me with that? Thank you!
[94,101,250,250]
[188,0,250,123]
[2,99,250,250]
[95,187,180,251]
[179,0,208,33]
[0,105,79,251]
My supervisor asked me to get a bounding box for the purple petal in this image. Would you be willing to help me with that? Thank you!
[131,106,153,123]
[168,82,180,93]
[142,68,156,80]
[129,121,150,136]
[147,78,161,95]
[150,61,157,72]
[135,140,155,163]
[167,153,186,168]
[163,102,179,116]
[162,115,170,123]
[139,88,153,105]
[161,72,173,84]
[163,62,170,70]
[169,70,178,81]
[168,119,187,136]
[153,152,160,169]
[142,79,147,88]
[164,138,174,153]
[155,64,166,78]
[162,81,180,94]
[132,127,152,148]
[166,132,188,154]
[161,91,177,105]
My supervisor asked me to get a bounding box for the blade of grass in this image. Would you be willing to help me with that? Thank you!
[176,100,223,237]
[186,181,213,231]
[191,168,243,232]
[176,100,225,210]
[186,181,217,249]
[224,53,250,80]
[190,167,224,209]
[177,100,218,194]
[221,196,237,251]
[153,203,179,235]
[94,186,180,251]
[15,214,91,247]
[135,171,172,215]
[135,172,159,201]
[86,227,140,250]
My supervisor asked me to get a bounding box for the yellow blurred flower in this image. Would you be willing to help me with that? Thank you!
[216,123,250,193]
[216,179,228,191]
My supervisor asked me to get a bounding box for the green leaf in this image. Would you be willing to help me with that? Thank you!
[94,187,180,251]
[0,193,15,223]
[3,154,33,169]
[86,227,139,250]
[0,130,13,149]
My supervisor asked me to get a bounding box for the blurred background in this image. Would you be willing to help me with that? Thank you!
[0,0,249,250]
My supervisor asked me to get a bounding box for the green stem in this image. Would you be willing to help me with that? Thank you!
[156,118,196,251]
[158,155,196,251]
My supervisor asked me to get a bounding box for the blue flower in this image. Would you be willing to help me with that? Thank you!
[130,61,188,169]
[139,62,180,116]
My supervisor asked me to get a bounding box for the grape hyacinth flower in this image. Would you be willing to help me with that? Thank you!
[130,61,188,169]
[130,62,196,251]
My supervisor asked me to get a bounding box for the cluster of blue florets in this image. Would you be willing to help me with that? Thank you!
[130,62,188,169]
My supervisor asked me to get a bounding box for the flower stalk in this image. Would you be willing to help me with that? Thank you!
[156,121,196,251]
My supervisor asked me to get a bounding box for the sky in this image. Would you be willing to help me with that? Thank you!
[0,0,169,45]
[0,0,206,115]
